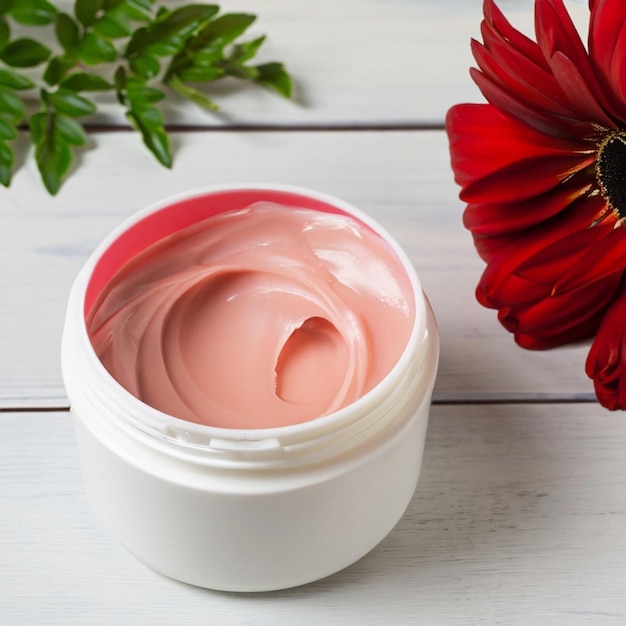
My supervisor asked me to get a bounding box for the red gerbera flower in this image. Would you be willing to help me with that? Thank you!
[446,0,626,409]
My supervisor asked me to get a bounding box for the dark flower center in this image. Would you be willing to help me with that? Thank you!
[596,132,626,218]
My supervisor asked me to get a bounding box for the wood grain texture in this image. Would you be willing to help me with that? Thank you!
[2,405,625,625]
[0,130,597,407]
[14,0,589,127]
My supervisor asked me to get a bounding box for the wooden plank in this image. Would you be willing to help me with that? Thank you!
[11,1,589,127]
[2,404,625,624]
[0,129,598,407]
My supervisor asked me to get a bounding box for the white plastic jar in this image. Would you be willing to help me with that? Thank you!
[61,184,439,592]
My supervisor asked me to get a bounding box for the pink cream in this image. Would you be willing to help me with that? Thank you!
[87,202,415,429]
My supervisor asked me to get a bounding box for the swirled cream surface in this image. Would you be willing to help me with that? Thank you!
[87,203,415,429]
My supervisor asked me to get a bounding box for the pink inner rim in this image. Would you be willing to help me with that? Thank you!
[85,189,373,316]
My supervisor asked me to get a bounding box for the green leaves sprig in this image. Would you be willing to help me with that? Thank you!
[0,0,292,194]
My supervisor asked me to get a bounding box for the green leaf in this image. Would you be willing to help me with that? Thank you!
[117,0,153,22]
[126,4,218,57]
[30,111,74,194]
[168,76,218,110]
[43,55,75,85]
[129,0,154,12]
[176,64,224,83]
[94,0,152,39]
[230,35,265,64]
[0,67,34,89]
[0,38,51,67]
[45,89,97,117]
[29,110,46,144]
[55,113,87,145]
[75,0,104,27]
[0,19,9,50]
[102,0,126,10]
[128,51,160,79]
[79,32,117,64]
[8,0,58,25]
[0,2,15,18]
[194,13,255,50]
[115,70,165,108]
[113,64,126,100]
[60,72,112,91]
[164,14,259,84]
[0,140,13,187]
[126,104,171,167]
[56,13,80,52]
[0,86,25,121]
[186,47,222,65]
[126,79,164,106]
[254,62,292,98]
[218,60,256,80]
[93,14,131,39]
[0,117,18,140]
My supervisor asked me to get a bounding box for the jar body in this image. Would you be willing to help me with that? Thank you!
[62,184,439,592]
[72,370,433,591]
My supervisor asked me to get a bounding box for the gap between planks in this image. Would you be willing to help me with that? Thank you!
[0,396,601,414]
[18,122,446,133]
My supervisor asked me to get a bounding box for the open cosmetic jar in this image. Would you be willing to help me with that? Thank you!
[61,184,439,592]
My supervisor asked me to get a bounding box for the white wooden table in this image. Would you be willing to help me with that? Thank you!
[3,1,626,624]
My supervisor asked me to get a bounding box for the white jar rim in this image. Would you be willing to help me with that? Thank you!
[62,183,432,470]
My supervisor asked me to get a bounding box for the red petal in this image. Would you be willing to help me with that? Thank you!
[472,37,575,119]
[548,51,617,128]
[483,0,547,69]
[472,207,598,264]
[589,0,626,115]
[463,179,593,236]
[476,193,609,304]
[514,314,601,349]
[460,154,593,204]
[586,287,626,409]
[446,103,589,190]
[535,0,591,78]
[477,272,547,309]
[535,0,622,121]
[589,0,623,78]
[478,19,576,118]
[470,68,591,139]
[514,216,614,284]
[608,23,626,109]
[498,275,620,348]
[555,222,626,292]
[472,230,521,263]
